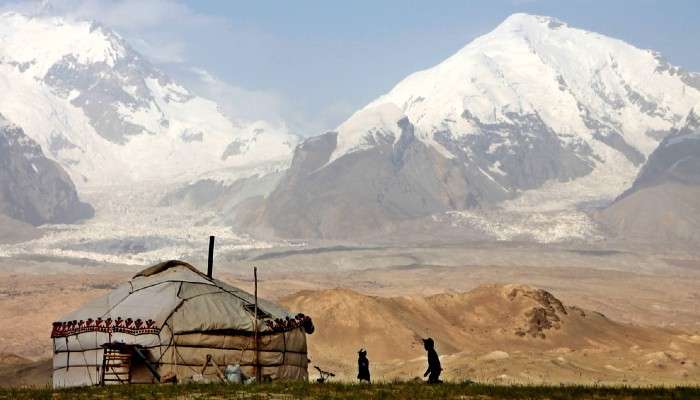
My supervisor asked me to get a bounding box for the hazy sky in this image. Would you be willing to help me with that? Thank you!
[3,0,700,135]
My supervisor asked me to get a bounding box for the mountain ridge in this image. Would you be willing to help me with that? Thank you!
[244,13,700,239]
[0,12,298,187]
[595,104,700,244]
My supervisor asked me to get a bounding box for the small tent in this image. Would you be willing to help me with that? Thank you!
[51,260,314,388]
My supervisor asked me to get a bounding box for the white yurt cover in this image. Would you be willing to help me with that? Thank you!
[51,260,313,387]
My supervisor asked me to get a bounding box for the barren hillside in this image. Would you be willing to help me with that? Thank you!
[281,285,700,385]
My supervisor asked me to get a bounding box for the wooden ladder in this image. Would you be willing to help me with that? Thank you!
[100,348,132,385]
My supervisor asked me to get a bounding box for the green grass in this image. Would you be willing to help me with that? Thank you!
[1,382,698,400]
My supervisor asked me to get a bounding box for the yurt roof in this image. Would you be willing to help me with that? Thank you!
[53,260,301,336]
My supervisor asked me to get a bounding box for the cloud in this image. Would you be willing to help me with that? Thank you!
[182,67,352,136]
[129,37,187,64]
[186,67,288,125]
[4,0,227,31]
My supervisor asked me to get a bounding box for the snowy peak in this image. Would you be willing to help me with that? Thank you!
[0,12,298,186]
[328,13,700,203]
[1,11,189,145]
[491,13,569,34]
[0,12,126,77]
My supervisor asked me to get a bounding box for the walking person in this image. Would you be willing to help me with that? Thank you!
[357,348,371,383]
[422,338,442,384]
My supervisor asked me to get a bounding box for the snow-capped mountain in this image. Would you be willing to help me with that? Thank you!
[249,14,700,239]
[0,12,298,187]
[333,13,699,194]
[0,113,93,226]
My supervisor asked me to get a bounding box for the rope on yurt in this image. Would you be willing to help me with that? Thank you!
[96,280,175,325]
[211,281,263,307]
[172,283,182,378]
[148,326,167,382]
[282,330,287,366]
[159,289,189,378]
[240,337,250,362]
[253,267,260,382]
[164,298,216,376]
[153,321,190,377]
[129,280,210,295]
[133,261,258,305]
[173,341,177,378]
[172,321,177,377]
[176,280,184,298]
[65,337,70,371]
[95,331,99,383]
[75,333,95,385]
[152,321,178,377]
[98,283,136,319]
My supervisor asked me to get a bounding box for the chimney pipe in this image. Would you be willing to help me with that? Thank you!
[207,235,215,278]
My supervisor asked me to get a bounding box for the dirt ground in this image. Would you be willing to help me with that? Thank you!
[0,242,699,386]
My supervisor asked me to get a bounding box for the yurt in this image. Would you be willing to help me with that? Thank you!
[51,260,314,388]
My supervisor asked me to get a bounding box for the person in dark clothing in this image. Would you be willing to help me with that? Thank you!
[357,348,371,383]
[422,338,442,384]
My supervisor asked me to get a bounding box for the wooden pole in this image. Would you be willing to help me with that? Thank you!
[207,236,215,278]
[254,266,261,382]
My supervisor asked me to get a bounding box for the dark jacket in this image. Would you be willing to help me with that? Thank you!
[423,338,442,383]
[426,348,441,374]
[358,353,370,382]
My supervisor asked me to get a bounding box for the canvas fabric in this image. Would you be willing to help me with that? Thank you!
[52,261,309,388]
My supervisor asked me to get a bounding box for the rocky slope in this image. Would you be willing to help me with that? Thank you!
[595,106,700,243]
[0,114,93,226]
[247,14,700,239]
[620,106,700,195]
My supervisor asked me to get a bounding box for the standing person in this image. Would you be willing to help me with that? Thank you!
[422,338,442,384]
[357,348,371,383]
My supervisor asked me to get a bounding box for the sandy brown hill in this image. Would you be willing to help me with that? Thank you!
[0,353,31,365]
[281,284,700,385]
[0,353,51,387]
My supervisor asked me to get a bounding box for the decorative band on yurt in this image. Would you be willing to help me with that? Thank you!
[264,314,314,334]
[51,318,160,337]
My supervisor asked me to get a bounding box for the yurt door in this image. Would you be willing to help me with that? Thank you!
[99,344,134,385]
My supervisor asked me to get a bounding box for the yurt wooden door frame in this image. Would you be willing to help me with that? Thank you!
[99,343,135,385]
[99,343,161,385]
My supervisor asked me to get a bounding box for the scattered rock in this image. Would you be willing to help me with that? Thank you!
[509,286,567,338]
[479,351,510,361]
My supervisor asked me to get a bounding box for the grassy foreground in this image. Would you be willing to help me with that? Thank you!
[1,382,698,400]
